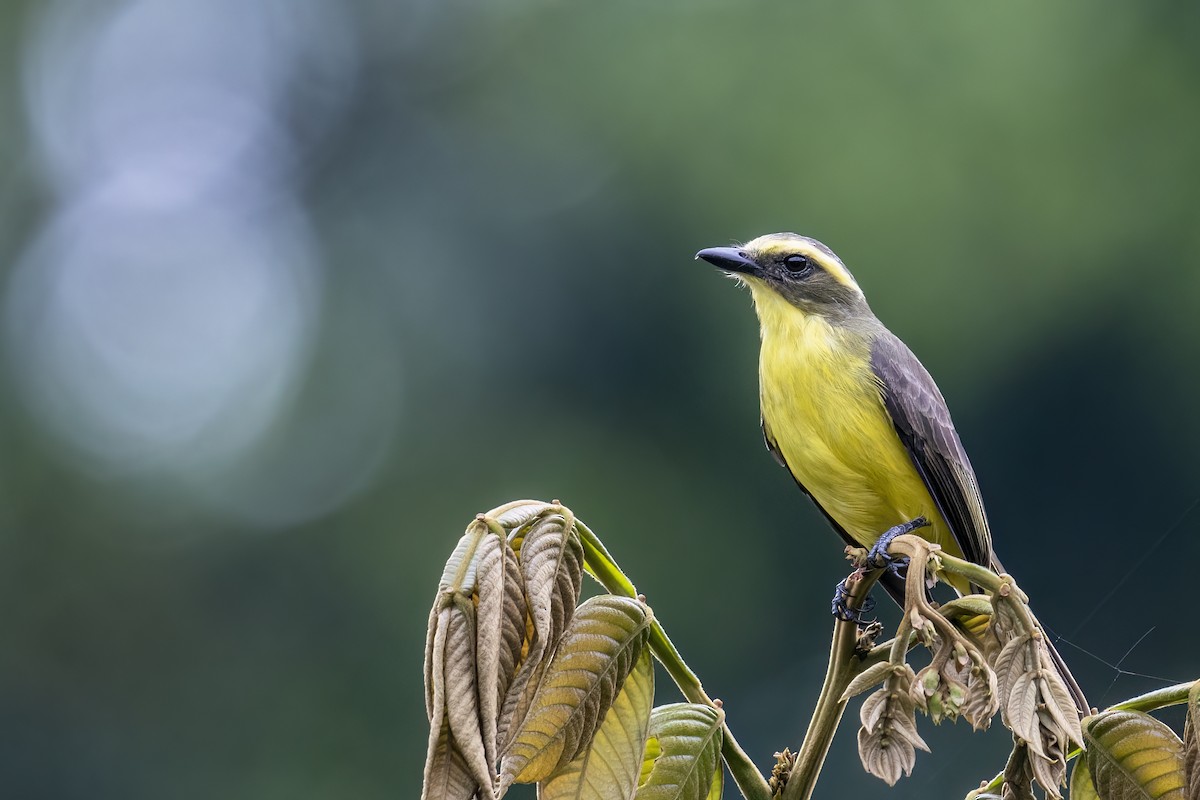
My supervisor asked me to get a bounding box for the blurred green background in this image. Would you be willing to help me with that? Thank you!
[1,1,1198,797]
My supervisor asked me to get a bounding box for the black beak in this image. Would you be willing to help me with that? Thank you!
[695,246,759,276]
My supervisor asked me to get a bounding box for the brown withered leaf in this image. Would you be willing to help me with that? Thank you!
[422,703,479,800]
[962,663,999,731]
[442,597,494,793]
[1001,742,1037,800]
[498,595,651,795]
[841,661,897,702]
[423,604,481,800]
[489,499,556,530]
[1037,665,1084,751]
[994,632,1033,712]
[474,534,527,772]
[858,681,929,786]
[498,513,585,750]
[858,723,918,787]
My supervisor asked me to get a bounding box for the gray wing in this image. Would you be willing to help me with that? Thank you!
[870,331,993,569]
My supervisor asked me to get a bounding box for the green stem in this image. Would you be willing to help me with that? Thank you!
[575,520,773,800]
[780,570,880,800]
[1108,680,1195,713]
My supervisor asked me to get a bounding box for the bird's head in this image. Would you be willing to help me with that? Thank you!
[696,232,867,320]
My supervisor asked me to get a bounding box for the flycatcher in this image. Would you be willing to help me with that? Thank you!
[697,231,1087,713]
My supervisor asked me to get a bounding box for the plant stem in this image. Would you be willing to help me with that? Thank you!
[780,569,879,800]
[575,520,773,800]
[1109,680,1196,713]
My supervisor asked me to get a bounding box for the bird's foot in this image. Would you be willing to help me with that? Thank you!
[865,517,929,576]
[831,574,877,623]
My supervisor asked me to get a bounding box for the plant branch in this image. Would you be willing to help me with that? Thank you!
[780,568,881,800]
[574,518,773,800]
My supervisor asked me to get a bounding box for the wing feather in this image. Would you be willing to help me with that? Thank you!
[869,331,993,569]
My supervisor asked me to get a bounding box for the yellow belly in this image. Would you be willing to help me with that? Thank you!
[753,291,964,563]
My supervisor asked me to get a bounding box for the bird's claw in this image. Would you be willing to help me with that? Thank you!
[865,517,929,574]
[831,576,877,623]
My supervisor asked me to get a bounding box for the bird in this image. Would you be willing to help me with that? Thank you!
[696,231,1087,714]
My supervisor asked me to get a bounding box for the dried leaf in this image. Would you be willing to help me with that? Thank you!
[1184,681,1198,800]
[635,703,724,800]
[857,723,917,787]
[422,708,479,800]
[1001,742,1036,800]
[1084,710,1187,800]
[499,595,651,793]
[422,608,479,800]
[1005,671,1044,758]
[474,535,527,772]
[858,682,928,786]
[841,661,897,702]
[539,647,655,800]
[963,664,999,731]
[498,513,585,749]
[1069,755,1100,800]
[424,521,508,797]
[994,632,1033,711]
[443,596,494,793]
[1038,669,1084,750]
[489,499,556,529]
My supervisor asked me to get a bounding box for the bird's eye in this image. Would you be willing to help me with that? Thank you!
[784,254,812,274]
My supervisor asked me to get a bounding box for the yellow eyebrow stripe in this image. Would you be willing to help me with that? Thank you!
[750,237,862,293]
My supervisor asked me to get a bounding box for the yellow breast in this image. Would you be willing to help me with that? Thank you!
[750,286,964,561]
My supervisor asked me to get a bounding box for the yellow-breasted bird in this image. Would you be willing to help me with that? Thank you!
[697,232,1087,714]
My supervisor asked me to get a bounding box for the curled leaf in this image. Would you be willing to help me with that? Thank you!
[858,670,928,787]
[499,595,652,793]
[423,603,480,800]
[474,534,527,771]
[488,499,557,530]
[1084,709,1187,800]
[424,522,510,796]
[841,661,897,702]
[498,512,585,749]
[539,647,655,800]
[636,703,724,800]
[1002,742,1037,800]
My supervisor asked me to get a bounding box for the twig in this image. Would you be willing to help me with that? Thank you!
[779,568,881,800]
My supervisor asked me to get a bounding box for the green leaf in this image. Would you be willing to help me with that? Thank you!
[499,595,652,794]
[1084,710,1187,800]
[498,512,585,750]
[635,703,724,800]
[539,647,655,800]
[1069,756,1100,800]
[1184,681,1199,800]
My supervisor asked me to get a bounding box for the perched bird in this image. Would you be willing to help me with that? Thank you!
[697,232,1087,713]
